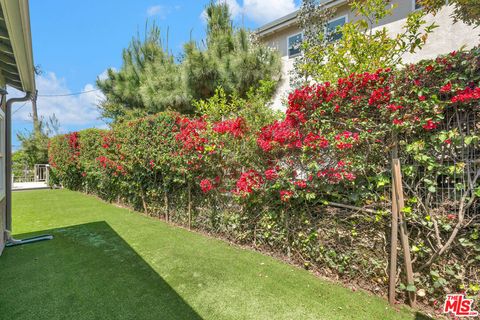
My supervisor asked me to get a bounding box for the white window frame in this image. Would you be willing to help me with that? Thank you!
[287,32,303,59]
[0,108,5,201]
[325,14,348,42]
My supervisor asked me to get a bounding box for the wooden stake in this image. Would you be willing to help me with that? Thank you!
[188,183,192,230]
[388,173,399,306]
[392,158,416,307]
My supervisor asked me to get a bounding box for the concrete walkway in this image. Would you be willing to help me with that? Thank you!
[12,182,49,191]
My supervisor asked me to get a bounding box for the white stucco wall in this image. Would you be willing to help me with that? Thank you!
[262,4,480,110]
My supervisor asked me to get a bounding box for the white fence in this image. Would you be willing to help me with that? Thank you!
[13,164,49,184]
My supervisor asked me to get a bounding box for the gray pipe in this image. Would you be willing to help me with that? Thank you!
[5,92,32,232]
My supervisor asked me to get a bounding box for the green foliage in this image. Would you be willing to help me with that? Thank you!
[296,0,437,84]
[183,2,281,101]
[97,25,189,120]
[194,80,281,130]
[16,115,59,168]
[50,48,480,305]
[97,3,281,123]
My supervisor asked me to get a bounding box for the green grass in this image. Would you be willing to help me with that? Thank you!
[0,189,428,320]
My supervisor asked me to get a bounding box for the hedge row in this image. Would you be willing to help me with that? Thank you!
[49,48,480,308]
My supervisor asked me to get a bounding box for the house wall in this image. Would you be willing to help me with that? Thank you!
[0,95,6,255]
[260,3,480,110]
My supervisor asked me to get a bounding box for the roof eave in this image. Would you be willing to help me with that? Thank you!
[0,0,35,93]
[256,0,348,38]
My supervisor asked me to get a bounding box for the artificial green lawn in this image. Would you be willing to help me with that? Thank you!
[0,190,429,320]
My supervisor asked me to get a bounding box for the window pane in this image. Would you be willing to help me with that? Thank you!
[288,33,302,58]
[326,16,346,41]
[415,0,422,10]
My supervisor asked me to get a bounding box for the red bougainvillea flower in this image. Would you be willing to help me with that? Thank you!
[368,87,391,106]
[303,132,329,150]
[423,119,439,131]
[425,65,434,72]
[440,82,452,93]
[334,131,359,150]
[280,190,294,202]
[264,168,278,181]
[235,170,264,196]
[294,180,307,189]
[386,104,403,112]
[451,87,480,103]
[393,119,404,125]
[418,95,426,101]
[344,173,356,181]
[176,116,208,152]
[212,117,247,138]
[200,179,214,194]
[257,120,302,152]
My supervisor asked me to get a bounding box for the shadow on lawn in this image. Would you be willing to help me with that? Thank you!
[0,222,203,320]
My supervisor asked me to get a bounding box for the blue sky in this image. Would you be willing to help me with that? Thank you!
[11,0,301,149]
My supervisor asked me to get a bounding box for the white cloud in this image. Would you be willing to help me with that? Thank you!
[220,0,243,17]
[147,4,181,19]
[147,5,165,17]
[203,0,297,25]
[11,72,105,128]
[243,0,297,24]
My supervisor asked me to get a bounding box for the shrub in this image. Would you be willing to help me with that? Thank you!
[49,47,480,307]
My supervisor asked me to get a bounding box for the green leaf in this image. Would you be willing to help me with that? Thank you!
[474,187,480,197]
[406,284,416,292]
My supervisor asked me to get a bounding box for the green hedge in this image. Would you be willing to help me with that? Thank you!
[49,48,480,307]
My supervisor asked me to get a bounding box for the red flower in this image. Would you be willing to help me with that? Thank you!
[393,119,404,125]
[176,117,208,152]
[418,95,426,101]
[294,180,307,189]
[264,168,278,181]
[235,170,264,196]
[368,87,391,106]
[451,87,480,103]
[447,214,456,220]
[423,119,439,131]
[344,173,356,181]
[149,160,155,169]
[386,104,403,112]
[280,190,294,202]
[303,132,329,150]
[212,117,247,138]
[200,179,214,194]
[257,120,302,152]
[440,82,452,93]
[425,65,434,72]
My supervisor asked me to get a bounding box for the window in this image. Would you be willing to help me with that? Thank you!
[326,16,347,42]
[413,0,422,10]
[0,109,4,201]
[287,33,303,58]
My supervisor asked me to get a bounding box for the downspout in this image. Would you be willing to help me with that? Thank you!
[5,92,32,233]
[4,92,52,246]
